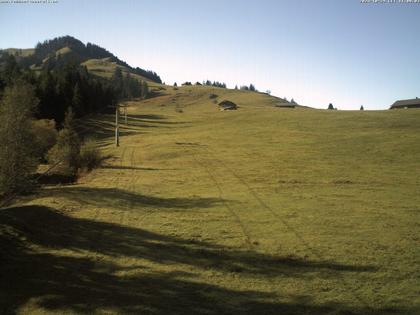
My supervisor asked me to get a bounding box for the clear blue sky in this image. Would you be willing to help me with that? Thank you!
[1,0,419,109]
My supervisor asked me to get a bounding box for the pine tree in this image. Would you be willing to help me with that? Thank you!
[328,103,334,110]
[111,67,124,100]
[2,54,20,85]
[72,82,84,117]
[141,81,149,99]
[124,72,135,99]
[360,105,364,110]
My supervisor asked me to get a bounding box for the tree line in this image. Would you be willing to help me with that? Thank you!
[172,81,260,91]
[236,84,257,91]
[111,67,149,100]
[0,53,149,124]
[0,53,116,123]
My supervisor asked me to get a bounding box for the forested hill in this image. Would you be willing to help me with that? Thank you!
[0,36,162,83]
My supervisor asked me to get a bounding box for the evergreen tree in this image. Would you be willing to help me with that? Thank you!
[0,54,117,124]
[328,103,334,110]
[0,81,39,195]
[360,105,364,110]
[111,67,124,100]
[141,81,149,99]
[72,82,84,117]
[0,54,21,86]
[37,70,56,118]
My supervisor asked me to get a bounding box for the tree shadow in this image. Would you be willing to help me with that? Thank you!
[101,165,177,171]
[0,205,405,315]
[127,114,166,120]
[42,186,223,211]
[75,115,141,143]
[0,205,379,275]
[0,206,410,315]
[33,173,76,185]
[127,114,189,125]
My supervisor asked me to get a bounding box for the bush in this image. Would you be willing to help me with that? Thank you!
[31,119,57,161]
[47,107,80,177]
[79,138,102,171]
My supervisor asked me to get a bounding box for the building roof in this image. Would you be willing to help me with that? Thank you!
[390,98,420,109]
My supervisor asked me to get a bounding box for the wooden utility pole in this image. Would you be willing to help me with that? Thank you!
[115,104,119,147]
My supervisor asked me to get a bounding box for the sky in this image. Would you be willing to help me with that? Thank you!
[0,0,419,109]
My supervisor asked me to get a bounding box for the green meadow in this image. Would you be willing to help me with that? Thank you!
[1,86,419,314]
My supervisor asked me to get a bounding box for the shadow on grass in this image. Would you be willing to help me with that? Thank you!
[128,114,189,126]
[101,165,176,171]
[75,114,141,142]
[127,114,166,120]
[33,173,76,185]
[0,205,405,315]
[76,113,188,143]
[43,186,223,211]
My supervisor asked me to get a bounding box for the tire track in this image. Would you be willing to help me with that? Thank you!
[91,146,127,222]
[118,146,132,227]
[84,145,127,262]
[127,145,156,226]
[202,146,373,310]
[188,147,253,249]
[205,147,322,255]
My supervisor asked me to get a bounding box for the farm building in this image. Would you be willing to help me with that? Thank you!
[218,100,238,111]
[390,98,420,109]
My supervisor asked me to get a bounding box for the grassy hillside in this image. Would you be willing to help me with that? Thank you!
[1,48,35,58]
[81,57,160,85]
[1,86,419,314]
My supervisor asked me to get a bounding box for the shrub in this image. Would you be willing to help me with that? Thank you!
[79,138,102,171]
[47,107,80,177]
[31,119,58,161]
